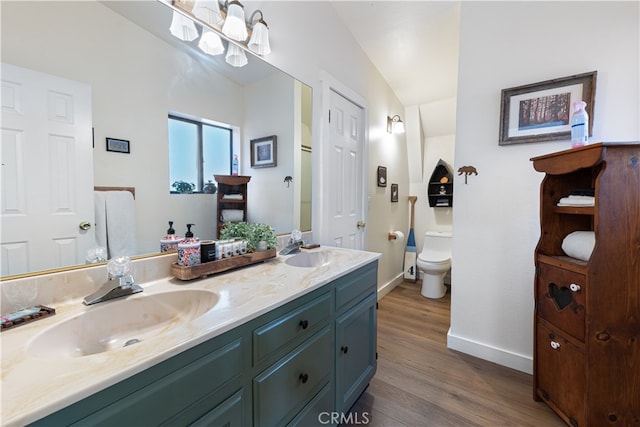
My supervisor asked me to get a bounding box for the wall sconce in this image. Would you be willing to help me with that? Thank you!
[163,0,271,68]
[387,115,405,134]
[247,10,270,55]
[221,1,248,41]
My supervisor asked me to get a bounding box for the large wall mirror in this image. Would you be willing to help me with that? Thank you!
[1,1,312,278]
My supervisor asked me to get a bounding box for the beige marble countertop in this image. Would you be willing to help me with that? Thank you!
[1,247,380,426]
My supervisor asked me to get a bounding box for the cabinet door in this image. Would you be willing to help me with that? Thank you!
[335,293,377,413]
[190,389,244,427]
[253,327,332,427]
[536,322,586,427]
[68,339,243,426]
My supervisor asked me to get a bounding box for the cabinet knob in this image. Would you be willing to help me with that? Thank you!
[341,346,349,354]
[550,340,561,350]
[569,283,581,292]
[299,320,309,330]
[298,373,309,384]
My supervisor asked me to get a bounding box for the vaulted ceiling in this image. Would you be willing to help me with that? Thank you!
[331,1,461,135]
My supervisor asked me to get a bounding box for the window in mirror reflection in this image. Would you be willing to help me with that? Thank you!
[168,114,232,193]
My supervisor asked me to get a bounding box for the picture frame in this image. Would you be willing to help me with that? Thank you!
[391,184,398,202]
[250,135,277,168]
[106,137,130,153]
[498,71,597,145]
[377,166,387,187]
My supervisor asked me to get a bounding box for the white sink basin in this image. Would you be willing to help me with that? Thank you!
[285,251,330,268]
[28,289,218,358]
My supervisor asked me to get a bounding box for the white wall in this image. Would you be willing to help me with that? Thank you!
[243,73,295,233]
[450,1,640,373]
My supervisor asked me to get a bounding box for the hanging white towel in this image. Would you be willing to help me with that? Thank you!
[104,191,137,258]
[94,191,107,250]
[94,191,137,258]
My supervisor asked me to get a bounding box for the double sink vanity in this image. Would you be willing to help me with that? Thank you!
[1,247,380,426]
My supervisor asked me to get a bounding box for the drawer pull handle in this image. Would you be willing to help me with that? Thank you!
[550,340,561,350]
[341,346,349,354]
[299,373,309,384]
[299,320,309,329]
[569,283,581,292]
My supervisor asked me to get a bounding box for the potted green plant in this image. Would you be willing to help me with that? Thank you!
[220,222,277,252]
[172,180,195,194]
[250,223,277,251]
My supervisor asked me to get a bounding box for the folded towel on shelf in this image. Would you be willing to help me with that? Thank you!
[562,231,595,261]
[222,194,243,200]
[557,195,595,207]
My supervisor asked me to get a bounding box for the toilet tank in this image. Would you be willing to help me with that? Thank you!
[423,231,452,256]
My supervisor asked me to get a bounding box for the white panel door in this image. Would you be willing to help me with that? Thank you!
[327,89,365,249]
[1,63,94,276]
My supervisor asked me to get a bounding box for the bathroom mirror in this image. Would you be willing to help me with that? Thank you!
[0,0,312,278]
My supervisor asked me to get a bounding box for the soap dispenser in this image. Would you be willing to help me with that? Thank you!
[160,221,181,252]
[178,224,201,266]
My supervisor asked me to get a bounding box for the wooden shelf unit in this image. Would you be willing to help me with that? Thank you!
[214,175,250,239]
[530,142,640,426]
[427,159,454,207]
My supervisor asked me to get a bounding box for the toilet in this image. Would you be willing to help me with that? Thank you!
[417,231,452,299]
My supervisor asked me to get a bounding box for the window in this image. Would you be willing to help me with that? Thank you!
[168,115,232,193]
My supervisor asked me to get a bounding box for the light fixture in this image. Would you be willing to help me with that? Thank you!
[192,0,223,26]
[164,0,271,68]
[225,43,248,67]
[247,10,270,56]
[387,115,405,134]
[198,28,225,56]
[221,1,248,42]
[169,10,199,41]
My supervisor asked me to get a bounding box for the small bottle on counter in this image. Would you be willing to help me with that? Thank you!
[178,224,200,266]
[160,221,181,253]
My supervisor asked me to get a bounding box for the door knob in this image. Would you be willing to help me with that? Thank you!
[79,221,92,231]
[357,220,366,229]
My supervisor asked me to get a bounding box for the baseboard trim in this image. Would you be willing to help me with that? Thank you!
[377,273,405,300]
[446,329,533,374]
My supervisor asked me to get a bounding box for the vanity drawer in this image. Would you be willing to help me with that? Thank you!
[536,263,586,342]
[335,263,377,313]
[253,292,331,366]
[253,327,332,427]
[535,322,586,427]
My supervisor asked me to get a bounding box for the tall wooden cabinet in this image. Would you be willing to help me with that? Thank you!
[214,175,250,238]
[530,142,640,426]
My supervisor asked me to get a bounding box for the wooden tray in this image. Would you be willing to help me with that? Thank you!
[171,248,277,280]
[1,305,56,332]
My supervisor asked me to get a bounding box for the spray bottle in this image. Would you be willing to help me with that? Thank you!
[570,101,589,148]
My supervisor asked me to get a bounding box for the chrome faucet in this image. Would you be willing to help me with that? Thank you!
[83,256,142,305]
[279,229,304,255]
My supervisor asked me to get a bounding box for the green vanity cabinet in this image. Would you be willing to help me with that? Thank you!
[30,333,248,426]
[30,260,378,426]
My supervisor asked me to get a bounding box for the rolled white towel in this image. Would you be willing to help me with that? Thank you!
[562,231,595,261]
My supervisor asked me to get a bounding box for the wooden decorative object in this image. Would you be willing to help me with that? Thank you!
[171,248,276,281]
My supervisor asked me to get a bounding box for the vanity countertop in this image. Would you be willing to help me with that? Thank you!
[1,247,380,426]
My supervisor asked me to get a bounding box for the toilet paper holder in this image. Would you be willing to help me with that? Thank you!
[388,231,404,241]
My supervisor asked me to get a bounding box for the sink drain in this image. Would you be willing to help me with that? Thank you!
[123,338,141,347]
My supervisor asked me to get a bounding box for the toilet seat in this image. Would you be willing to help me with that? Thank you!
[418,249,450,264]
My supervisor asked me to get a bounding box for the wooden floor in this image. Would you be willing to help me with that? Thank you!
[347,281,565,427]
